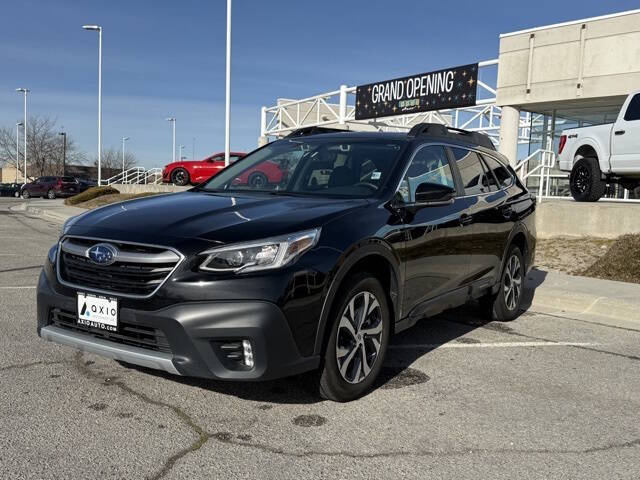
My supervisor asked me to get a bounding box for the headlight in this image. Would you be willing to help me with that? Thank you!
[199,228,321,273]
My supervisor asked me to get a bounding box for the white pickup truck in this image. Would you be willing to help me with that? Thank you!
[558,90,640,201]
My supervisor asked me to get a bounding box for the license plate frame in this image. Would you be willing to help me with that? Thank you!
[76,292,118,332]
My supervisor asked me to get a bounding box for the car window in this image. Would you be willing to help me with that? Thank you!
[398,145,455,203]
[450,147,492,196]
[62,176,76,182]
[482,155,513,189]
[624,94,640,121]
[202,139,404,198]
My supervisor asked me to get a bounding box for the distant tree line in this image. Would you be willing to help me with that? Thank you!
[0,115,137,180]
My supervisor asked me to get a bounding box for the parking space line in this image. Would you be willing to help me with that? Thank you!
[0,286,37,289]
[389,341,597,349]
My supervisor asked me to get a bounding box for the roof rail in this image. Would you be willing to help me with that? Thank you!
[285,126,348,138]
[407,123,496,150]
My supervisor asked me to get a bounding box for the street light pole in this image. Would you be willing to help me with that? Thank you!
[15,88,29,185]
[179,144,185,160]
[192,137,196,160]
[224,0,232,166]
[15,122,23,183]
[166,117,176,163]
[59,132,67,176]
[122,136,130,178]
[83,25,103,184]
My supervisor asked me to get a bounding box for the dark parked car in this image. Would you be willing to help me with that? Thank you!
[0,182,23,197]
[21,176,88,199]
[37,124,536,401]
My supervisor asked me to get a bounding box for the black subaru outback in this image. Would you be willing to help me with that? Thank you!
[37,124,535,401]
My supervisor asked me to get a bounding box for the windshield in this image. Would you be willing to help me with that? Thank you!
[200,138,405,197]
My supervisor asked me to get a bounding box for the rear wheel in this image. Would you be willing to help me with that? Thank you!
[47,189,56,199]
[481,245,524,322]
[248,172,268,189]
[318,273,390,402]
[569,157,606,202]
[14,190,20,198]
[21,190,30,199]
[171,168,190,186]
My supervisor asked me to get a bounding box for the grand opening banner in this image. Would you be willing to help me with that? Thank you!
[355,64,478,120]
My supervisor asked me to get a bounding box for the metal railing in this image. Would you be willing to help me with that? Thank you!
[514,149,556,202]
[100,167,163,186]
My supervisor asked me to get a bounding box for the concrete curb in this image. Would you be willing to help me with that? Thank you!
[9,202,84,223]
[525,269,640,325]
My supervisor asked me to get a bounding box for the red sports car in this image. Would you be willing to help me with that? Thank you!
[162,152,246,186]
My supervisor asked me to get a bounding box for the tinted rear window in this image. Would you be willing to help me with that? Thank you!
[482,155,513,189]
[450,148,492,196]
[62,177,75,182]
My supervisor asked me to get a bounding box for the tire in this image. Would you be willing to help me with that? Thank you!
[318,273,390,402]
[248,172,268,189]
[21,190,30,199]
[47,189,56,200]
[481,245,524,322]
[14,190,20,198]
[171,168,190,186]
[569,157,606,202]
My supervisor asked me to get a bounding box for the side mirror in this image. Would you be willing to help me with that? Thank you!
[414,182,456,204]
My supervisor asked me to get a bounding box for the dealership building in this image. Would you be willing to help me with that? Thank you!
[259,9,640,201]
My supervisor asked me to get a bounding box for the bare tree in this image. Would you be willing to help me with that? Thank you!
[0,116,85,177]
[93,146,138,176]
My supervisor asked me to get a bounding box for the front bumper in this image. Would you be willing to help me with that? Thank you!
[37,271,319,381]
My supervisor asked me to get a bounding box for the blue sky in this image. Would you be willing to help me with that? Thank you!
[0,0,637,168]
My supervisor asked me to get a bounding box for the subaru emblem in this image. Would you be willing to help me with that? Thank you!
[86,243,118,265]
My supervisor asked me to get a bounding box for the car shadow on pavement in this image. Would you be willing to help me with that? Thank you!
[118,275,545,403]
[520,267,548,311]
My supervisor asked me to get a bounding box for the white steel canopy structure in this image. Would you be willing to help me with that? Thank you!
[260,60,533,148]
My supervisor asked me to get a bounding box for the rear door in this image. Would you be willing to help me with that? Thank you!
[610,93,640,173]
[397,144,471,320]
[449,147,513,290]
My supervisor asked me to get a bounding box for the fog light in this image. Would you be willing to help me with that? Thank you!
[242,340,254,368]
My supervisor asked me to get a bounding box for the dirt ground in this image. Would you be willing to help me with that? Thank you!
[534,236,615,275]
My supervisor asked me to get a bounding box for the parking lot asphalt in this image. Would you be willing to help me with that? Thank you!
[1,196,639,480]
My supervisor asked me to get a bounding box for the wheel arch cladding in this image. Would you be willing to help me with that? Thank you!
[313,247,400,356]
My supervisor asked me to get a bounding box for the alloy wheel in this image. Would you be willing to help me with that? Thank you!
[174,170,186,184]
[503,254,522,311]
[335,291,383,384]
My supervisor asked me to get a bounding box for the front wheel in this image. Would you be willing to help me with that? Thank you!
[481,245,524,322]
[14,190,20,198]
[318,273,390,402]
[47,189,56,199]
[21,190,30,199]
[171,168,190,186]
[569,157,606,202]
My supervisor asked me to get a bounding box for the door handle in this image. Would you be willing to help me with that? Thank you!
[459,214,473,226]
[614,130,625,135]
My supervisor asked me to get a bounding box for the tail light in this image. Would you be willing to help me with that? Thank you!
[57,179,63,187]
[558,135,567,154]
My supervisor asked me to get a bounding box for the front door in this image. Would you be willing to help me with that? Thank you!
[610,93,640,174]
[397,144,470,320]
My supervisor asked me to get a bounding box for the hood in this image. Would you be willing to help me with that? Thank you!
[69,191,369,246]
